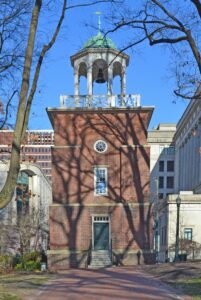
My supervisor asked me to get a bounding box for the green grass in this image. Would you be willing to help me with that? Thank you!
[0,294,22,300]
[0,272,56,300]
[172,277,201,299]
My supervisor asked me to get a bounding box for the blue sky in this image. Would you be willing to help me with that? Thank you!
[28,1,188,130]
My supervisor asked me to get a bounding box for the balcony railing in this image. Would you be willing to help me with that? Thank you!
[59,94,141,109]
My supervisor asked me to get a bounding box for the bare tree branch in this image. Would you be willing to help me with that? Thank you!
[0,90,18,130]
[107,0,201,99]
[191,0,201,18]
[66,0,122,11]
[0,0,42,209]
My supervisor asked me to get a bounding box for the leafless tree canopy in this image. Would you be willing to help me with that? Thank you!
[0,1,32,128]
[0,0,122,209]
[106,0,201,99]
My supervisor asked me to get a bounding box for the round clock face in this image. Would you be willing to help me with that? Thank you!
[94,140,108,153]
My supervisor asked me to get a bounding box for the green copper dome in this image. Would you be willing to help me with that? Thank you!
[83,32,116,50]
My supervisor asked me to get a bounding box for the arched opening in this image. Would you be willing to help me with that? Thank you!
[113,75,121,95]
[79,76,87,95]
[92,59,108,95]
[16,171,30,218]
[79,62,87,95]
[113,62,122,95]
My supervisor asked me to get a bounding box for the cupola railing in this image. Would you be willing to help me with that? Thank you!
[59,94,141,109]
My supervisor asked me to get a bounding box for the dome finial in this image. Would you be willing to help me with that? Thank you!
[95,11,101,34]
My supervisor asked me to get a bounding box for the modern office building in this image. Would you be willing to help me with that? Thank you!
[0,130,54,181]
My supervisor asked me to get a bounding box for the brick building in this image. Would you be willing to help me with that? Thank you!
[0,130,54,181]
[47,29,155,268]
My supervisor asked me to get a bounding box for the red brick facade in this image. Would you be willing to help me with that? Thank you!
[47,108,155,268]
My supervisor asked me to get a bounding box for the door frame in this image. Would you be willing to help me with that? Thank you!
[92,215,110,251]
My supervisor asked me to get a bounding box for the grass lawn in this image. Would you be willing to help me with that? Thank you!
[0,272,56,300]
[172,277,201,300]
[141,262,201,300]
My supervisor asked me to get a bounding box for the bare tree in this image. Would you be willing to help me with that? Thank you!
[0,0,121,209]
[0,207,47,255]
[106,0,201,99]
[0,1,32,128]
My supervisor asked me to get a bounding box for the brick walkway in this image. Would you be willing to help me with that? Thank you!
[28,267,191,300]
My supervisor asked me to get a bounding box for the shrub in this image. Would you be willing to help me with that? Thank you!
[0,255,13,274]
[14,263,24,271]
[13,251,41,271]
[23,251,41,263]
[25,260,40,271]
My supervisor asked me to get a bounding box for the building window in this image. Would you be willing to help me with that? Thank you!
[167,176,174,188]
[158,176,164,189]
[94,140,108,153]
[159,161,164,172]
[167,160,174,172]
[16,171,30,218]
[160,146,175,155]
[184,228,192,241]
[166,146,175,155]
[158,193,163,200]
[94,167,107,195]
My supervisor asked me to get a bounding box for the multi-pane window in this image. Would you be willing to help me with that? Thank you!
[159,161,164,172]
[167,176,174,188]
[158,176,164,189]
[158,193,163,200]
[184,228,193,241]
[159,146,175,155]
[166,146,175,155]
[184,228,192,241]
[94,167,107,195]
[167,160,174,172]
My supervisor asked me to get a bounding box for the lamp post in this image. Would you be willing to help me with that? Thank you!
[174,195,181,262]
[154,177,159,263]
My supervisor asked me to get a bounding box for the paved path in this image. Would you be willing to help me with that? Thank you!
[28,267,191,300]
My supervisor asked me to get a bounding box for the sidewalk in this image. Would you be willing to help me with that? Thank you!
[26,267,191,300]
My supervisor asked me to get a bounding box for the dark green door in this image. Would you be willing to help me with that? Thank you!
[94,222,109,250]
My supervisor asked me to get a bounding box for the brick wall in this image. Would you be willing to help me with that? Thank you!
[48,108,154,268]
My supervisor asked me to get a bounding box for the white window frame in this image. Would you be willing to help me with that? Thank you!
[184,228,193,241]
[94,167,108,196]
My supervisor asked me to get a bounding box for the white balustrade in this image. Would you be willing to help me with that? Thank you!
[59,94,141,109]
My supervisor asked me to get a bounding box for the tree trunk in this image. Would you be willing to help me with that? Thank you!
[0,0,42,209]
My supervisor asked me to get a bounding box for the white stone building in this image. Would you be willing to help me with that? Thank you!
[0,161,52,254]
[155,97,201,262]
[148,123,176,260]
[158,193,201,262]
[148,123,176,202]
[174,98,201,193]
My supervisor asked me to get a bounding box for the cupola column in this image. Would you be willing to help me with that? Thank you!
[74,67,80,104]
[107,64,113,96]
[87,65,93,104]
[121,65,126,96]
